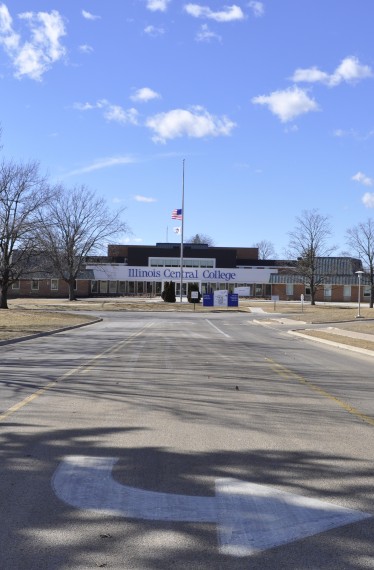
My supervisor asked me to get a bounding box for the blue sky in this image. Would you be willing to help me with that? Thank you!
[1,1,374,257]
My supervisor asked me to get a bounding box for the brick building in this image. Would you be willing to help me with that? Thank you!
[6,244,370,303]
[270,257,370,302]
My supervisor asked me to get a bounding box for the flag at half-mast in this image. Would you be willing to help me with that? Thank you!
[172,208,182,220]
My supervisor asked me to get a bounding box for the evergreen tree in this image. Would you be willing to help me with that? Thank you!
[162,281,176,302]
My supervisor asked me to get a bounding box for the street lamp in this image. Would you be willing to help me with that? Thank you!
[355,270,364,318]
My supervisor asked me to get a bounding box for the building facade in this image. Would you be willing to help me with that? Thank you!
[270,257,371,302]
[7,244,370,303]
[86,243,285,298]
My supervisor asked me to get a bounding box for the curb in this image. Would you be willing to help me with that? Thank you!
[289,329,374,357]
[0,317,103,347]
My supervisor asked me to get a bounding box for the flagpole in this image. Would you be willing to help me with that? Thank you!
[180,159,185,303]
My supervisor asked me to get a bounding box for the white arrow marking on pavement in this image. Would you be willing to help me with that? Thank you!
[52,456,372,557]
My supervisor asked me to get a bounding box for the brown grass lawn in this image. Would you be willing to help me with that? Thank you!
[246,300,374,332]
[0,308,97,341]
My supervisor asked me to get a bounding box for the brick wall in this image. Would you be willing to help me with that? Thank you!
[8,279,91,299]
[271,283,358,302]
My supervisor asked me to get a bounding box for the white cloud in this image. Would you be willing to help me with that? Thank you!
[144,24,165,37]
[0,4,13,33]
[79,44,93,54]
[134,195,157,202]
[284,124,299,134]
[146,0,170,12]
[252,86,319,122]
[291,56,373,87]
[145,106,236,143]
[332,56,372,85]
[333,128,374,141]
[104,104,139,125]
[333,128,349,138]
[248,1,264,17]
[184,4,245,22]
[352,171,374,187]
[0,4,66,80]
[82,10,101,21]
[73,101,96,111]
[362,193,374,208]
[130,87,161,102]
[73,99,139,125]
[122,237,143,244]
[67,155,136,176]
[0,4,20,52]
[195,24,222,42]
[291,67,330,84]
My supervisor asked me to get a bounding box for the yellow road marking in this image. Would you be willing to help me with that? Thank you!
[0,322,154,423]
[0,366,78,423]
[80,321,154,374]
[266,357,374,427]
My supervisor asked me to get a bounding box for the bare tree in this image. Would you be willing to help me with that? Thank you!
[187,233,215,246]
[253,240,276,259]
[0,160,51,309]
[286,209,335,305]
[37,185,129,301]
[346,218,374,308]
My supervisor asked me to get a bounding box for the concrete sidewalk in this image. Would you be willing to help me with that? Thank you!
[289,326,374,357]
[250,307,374,356]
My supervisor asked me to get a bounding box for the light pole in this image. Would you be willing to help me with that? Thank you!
[355,270,364,318]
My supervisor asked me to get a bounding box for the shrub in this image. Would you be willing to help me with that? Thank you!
[162,281,176,303]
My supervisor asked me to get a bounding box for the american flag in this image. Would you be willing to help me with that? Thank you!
[172,208,183,220]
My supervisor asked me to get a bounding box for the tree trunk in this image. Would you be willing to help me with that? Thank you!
[0,284,9,309]
[68,280,76,301]
[310,283,316,305]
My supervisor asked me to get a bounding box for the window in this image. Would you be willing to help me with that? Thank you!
[91,280,98,294]
[324,285,332,298]
[149,257,215,268]
[12,280,20,290]
[305,287,311,295]
[31,279,39,290]
[51,279,58,291]
[286,283,293,296]
[364,286,371,297]
[149,258,164,267]
[109,281,117,294]
[255,284,263,296]
[100,281,108,294]
[204,259,214,268]
[343,285,351,299]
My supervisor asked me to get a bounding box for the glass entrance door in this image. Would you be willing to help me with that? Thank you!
[175,282,187,297]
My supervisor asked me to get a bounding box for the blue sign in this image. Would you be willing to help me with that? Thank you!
[203,294,214,307]
[228,293,239,307]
